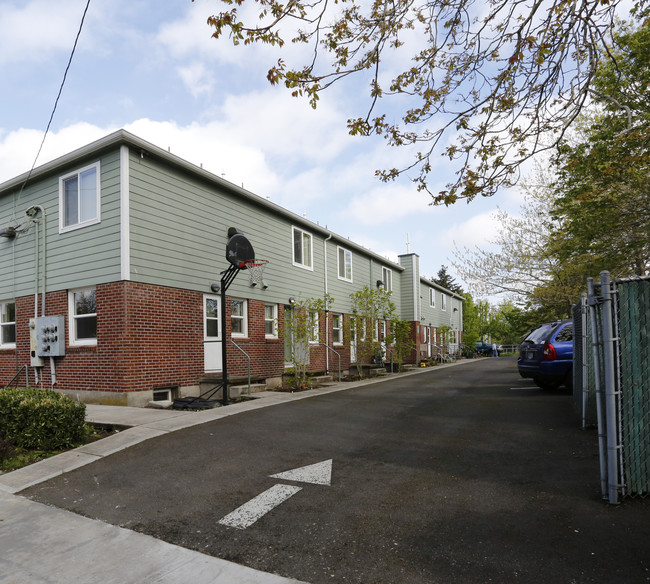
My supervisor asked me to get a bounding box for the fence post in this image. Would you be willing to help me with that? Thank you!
[600,271,620,504]
[587,278,608,500]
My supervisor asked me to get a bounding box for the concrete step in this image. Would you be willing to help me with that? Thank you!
[230,383,267,395]
[309,375,333,386]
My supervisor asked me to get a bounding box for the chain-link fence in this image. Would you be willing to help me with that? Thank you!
[576,272,650,503]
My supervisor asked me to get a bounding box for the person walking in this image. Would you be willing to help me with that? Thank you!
[492,343,498,357]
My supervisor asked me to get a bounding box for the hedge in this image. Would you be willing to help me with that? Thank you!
[0,388,87,450]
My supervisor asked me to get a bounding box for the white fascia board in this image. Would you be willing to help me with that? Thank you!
[120,145,130,281]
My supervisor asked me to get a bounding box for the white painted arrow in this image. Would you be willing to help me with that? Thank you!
[218,460,332,529]
[270,459,333,486]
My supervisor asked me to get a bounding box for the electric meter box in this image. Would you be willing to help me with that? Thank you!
[36,315,66,357]
[29,318,44,367]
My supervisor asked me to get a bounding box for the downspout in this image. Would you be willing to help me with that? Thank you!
[27,206,48,383]
[324,233,332,373]
[27,205,46,316]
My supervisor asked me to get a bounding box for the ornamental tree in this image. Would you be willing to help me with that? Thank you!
[198,0,646,204]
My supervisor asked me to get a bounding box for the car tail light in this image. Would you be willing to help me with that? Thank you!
[543,343,557,361]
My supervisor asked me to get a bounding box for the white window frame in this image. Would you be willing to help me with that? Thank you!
[204,295,220,339]
[308,310,319,344]
[59,162,101,233]
[337,246,353,282]
[264,303,278,338]
[441,294,447,311]
[429,288,436,308]
[382,267,393,292]
[332,313,343,345]
[292,226,313,270]
[0,301,16,349]
[68,287,97,346]
[230,298,248,337]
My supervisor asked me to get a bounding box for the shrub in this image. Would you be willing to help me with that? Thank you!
[0,436,16,464]
[0,388,87,450]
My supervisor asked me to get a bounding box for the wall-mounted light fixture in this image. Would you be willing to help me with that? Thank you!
[0,226,16,239]
[210,283,221,294]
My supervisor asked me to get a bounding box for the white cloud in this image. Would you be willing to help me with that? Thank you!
[342,184,432,227]
[0,123,108,184]
[437,211,501,252]
[178,63,215,98]
[0,0,86,65]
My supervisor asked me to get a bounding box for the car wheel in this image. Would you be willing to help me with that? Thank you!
[563,368,573,391]
[533,378,560,391]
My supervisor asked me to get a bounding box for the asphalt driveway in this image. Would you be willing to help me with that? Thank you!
[23,358,650,584]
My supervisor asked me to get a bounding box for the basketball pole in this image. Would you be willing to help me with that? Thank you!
[219,264,240,406]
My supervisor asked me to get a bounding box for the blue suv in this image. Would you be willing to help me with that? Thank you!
[517,320,573,390]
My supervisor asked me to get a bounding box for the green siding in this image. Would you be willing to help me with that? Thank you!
[398,254,418,321]
[128,151,401,314]
[0,151,122,299]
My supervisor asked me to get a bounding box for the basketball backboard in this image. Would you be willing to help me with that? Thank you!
[225,228,255,268]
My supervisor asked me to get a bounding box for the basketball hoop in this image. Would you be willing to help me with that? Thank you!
[243,259,269,288]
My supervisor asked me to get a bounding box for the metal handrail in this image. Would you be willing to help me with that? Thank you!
[316,342,342,381]
[5,364,29,389]
[228,339,251,396]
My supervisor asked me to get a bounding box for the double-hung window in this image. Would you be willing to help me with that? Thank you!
[69,287,97,345]
[292,226,313,270]
[0,301,16,348]
[429,288,436,307]
[441,294,447,311]
[231,299,247,337]
[308,311,319,344]
[337,247,352,282]
[332,313,343,345]
[264,304,278,338]
[59,162,100,232]
[382,267,392,292]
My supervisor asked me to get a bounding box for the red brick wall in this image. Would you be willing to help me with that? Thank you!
[1,282,407,395]
[0,282,207,393]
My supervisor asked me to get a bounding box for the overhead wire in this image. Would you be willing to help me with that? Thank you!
[15,0,92,212]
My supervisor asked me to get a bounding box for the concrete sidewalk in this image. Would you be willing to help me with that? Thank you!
[0,361,477,584]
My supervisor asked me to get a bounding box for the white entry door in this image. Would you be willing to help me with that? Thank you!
[204,294,222,372]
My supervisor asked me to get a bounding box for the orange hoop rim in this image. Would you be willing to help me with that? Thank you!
[241,258,269,268]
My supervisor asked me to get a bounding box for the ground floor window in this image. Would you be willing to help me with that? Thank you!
[0,301,16,348]
[332,313,343,345]
[308,311,319,344]
[231,298,248,337]
[265,304,278,338]
[69,288,97,345]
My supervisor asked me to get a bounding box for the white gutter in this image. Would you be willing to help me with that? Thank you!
[323,234,332,373]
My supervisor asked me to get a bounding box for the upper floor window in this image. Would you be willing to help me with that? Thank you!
[337,246,352,282]
[292,226,313,270]
[441,294,447,311]
[429,288,436,307]
[231,299,248,337]
[69,287,97,346]
[0,301,16,348]
[382,267,392,292]
[264,304,278,338]
[59,162,101,233]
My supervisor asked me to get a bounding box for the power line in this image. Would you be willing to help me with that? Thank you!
[18,0,92,196]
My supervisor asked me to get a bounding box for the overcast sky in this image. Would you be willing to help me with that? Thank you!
[0,0,528,292]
